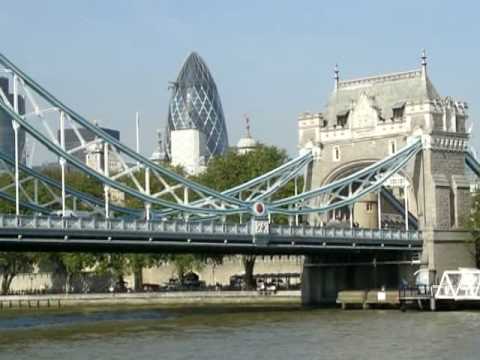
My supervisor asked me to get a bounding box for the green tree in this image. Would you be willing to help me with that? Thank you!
[0,173,21,213]
[469,192,480,267]
[95,253,128,289]
[126,254,166,290]
[170,254,205,284]
[0,252,37,294]
[194,145,292,289]
[60,253,97,294]
[94,253,166,291]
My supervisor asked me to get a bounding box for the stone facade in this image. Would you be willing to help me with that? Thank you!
[300,55,476,303]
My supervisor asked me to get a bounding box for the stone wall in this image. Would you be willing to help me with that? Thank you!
[6,256,304,293]
[140,255,304,287]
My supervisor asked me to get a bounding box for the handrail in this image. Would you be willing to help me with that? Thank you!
[0,214,422,242]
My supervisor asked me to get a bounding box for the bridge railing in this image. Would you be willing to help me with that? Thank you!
[0,215,253,235]
[269,224,421,241]
[0,215,421,243]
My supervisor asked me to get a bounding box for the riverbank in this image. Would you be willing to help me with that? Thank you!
[0,290,301,310]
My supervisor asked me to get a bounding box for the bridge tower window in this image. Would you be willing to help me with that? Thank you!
[389,140,397,155]
[333,146,341,162]
[336,111,349,127]
[392,103,405,121]
[450,189,456,227]
[366,202,374,212]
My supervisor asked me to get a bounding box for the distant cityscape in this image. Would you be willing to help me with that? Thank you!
[0,51,258,177]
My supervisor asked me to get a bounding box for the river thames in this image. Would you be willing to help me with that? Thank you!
[0,305,478,359]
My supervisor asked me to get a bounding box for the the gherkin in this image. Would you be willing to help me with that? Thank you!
[165,52,229,160]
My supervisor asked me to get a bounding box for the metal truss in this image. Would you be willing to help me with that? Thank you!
[0,52,423,222]
[0,142,310,221]
[381,187,418,229]
[466,151,480,178]
[435,269,480,300]
[268,138,423,215]
[0,190,50,215]
[0,151,140,217]
[0,53,253,217]
[157,150,312,219]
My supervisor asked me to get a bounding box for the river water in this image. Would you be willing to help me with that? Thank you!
[0,304,478,359]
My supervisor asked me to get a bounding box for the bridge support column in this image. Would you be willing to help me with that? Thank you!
[302,256,347,305]
[301,255,406,306]
[414,140,477,284]
[422,230,475,284]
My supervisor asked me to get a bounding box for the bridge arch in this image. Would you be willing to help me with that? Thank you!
[320,158,418,228]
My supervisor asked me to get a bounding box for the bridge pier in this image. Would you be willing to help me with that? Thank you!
[414,144,477,284]
[301,254,413,306]
[421,230,476,284]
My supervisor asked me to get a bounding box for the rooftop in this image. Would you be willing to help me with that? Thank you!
[324,63,440,125]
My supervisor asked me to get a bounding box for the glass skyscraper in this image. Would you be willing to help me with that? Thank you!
[165,52,228,161]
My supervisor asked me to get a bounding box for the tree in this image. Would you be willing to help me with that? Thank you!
[194,145,291,289]
[0,173,21,213]
[95,253,128,289]
[0,253,37,294]
[170,254,205,284]
[125,254,166,291]
[242,255,257,290]
[60,253,97,294]
[469,192,480,267]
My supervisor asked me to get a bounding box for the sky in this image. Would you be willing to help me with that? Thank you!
[1,0,479,158]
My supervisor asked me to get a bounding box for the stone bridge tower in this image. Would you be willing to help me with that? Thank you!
[299,53,476,304]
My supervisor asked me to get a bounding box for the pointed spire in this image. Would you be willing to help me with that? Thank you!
[157,129,163,150]
[244,114,252,138]
[421,49,427,78]
[334,64,340,91]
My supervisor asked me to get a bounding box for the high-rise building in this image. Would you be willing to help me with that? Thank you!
[0,77,26,161]
[166,52,229,174]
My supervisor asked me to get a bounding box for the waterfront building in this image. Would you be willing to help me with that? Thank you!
[60,127,120,165]
[59,126,124,204]
[166,52,229,174]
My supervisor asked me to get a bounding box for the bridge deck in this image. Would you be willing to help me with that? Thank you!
[0,215,422,254]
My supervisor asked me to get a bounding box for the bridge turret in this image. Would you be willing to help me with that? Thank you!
[334,64,339,91]
[299,54,476,300]
[421,49,427,80]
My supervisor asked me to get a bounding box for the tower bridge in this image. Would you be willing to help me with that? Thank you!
[0,52,478,305]
[299,52,477,304]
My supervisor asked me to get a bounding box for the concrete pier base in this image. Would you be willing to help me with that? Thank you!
[301,254,415,306]
[422,230,476,284]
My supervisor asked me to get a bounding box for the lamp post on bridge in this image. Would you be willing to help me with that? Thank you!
[377,190,382,230]
[404,180,409,231]
[12,73,20,216]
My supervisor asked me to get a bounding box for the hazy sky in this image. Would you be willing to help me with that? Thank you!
[1,0,479,157]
